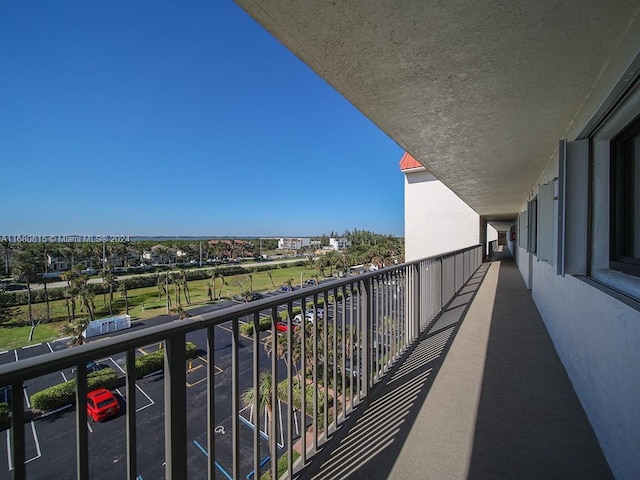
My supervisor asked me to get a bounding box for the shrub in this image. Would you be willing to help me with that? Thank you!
[135,341,197,378]
[239,317,274,337]
[134,350,164,377]
[239,323,254,336]
[30,367,119,412]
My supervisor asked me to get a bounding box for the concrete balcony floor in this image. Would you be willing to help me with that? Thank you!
[298,248,613,479]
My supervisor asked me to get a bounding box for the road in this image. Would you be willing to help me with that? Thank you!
[25,257,306,291]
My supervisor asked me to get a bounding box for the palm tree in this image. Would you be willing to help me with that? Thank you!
[78,285,96,322]
[119,280,129,315]
[171,273,181,305]
[267,271,275,288]
[13,250,40,341]
[101,264,118,315]
[265,327,302,382]
[165,272,171,313]
[217,273,225,299]
[156,274,164,300]
[182,273,191,305]
[241,370,277,470]
[60,317,90,347]
[61,266,83,322]
[1,238,10,276]
[169,304,189,320]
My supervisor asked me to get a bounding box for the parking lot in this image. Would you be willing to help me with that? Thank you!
[0,288,337,479]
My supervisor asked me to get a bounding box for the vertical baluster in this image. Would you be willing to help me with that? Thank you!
[312,293,318,451]
[270,307,278,480]
[252,312,260,480]
[287,301,294,477]
[361,278,370,398]
[75,363,88,480]
[300,294,307,464]
[340,285,346,423]
[322,290,329,440]
[231,319,240,479]
[207,325,216,480]
[126,349,137,480]
[164,334,187,480]
[10,380,25,480]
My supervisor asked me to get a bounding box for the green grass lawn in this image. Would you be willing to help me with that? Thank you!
[0,321,68,351]
[0,265,321,351]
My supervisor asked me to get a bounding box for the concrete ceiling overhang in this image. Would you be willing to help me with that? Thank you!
[234,0,640,227]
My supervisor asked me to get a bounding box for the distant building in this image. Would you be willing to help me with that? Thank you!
[142,245,177,264]
[278,237,311,250]
[329,237,351,251]
[46,255,72,272]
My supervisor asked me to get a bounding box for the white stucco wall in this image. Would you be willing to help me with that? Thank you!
[404,169,480,262]
[531,259,640,479]
[516,156,640,478]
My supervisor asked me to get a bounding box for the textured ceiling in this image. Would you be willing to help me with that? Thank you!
[235,0,640,225]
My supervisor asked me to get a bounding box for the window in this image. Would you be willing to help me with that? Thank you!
[528,197,538,254]
[590,79,640,300]
[610,117,640,276]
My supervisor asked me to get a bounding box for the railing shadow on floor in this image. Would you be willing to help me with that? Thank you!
[295,263,492,480]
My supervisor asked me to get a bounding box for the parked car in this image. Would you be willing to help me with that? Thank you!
[71,361,105,374]
[0,283,26,291]
[305,308,324,319]
[86,388,120,422]
[304,279,317,286]
[293,308,324,325]
[275,321,289,333]
[279,285,292,292]
[245,292,264,302]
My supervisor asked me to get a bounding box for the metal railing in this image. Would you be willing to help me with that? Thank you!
[0,245,482,480]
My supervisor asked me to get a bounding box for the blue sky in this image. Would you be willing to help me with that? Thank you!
[0,1,404,238]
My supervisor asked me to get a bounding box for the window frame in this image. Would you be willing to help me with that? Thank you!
[610,117,640,276]
[589,81,640,301]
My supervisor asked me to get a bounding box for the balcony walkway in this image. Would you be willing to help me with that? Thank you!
[298,247,613,479]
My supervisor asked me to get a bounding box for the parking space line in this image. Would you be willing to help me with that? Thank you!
[138,342,164,356]
[5,431,10,471]
[46,342,68,383]
[6,421,42,471]
[23,387,30,409]
[13,350,18,362]
[107,358,155,412]
[87,422,93,433]
[22,343,42,349]
[192,440,232,480]
[240,402,285,448]
[186,355,221,387]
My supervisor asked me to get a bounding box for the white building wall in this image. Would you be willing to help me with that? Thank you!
[404,169,480,262]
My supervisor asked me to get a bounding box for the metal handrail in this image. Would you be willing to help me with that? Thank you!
[0,244,482,480]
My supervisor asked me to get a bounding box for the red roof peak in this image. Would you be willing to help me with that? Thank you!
[399,152,423,171]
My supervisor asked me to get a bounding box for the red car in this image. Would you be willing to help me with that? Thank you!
[87,388,120,422]
[275,321,289,333]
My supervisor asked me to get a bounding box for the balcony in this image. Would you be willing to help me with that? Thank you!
[0,245,611,479]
